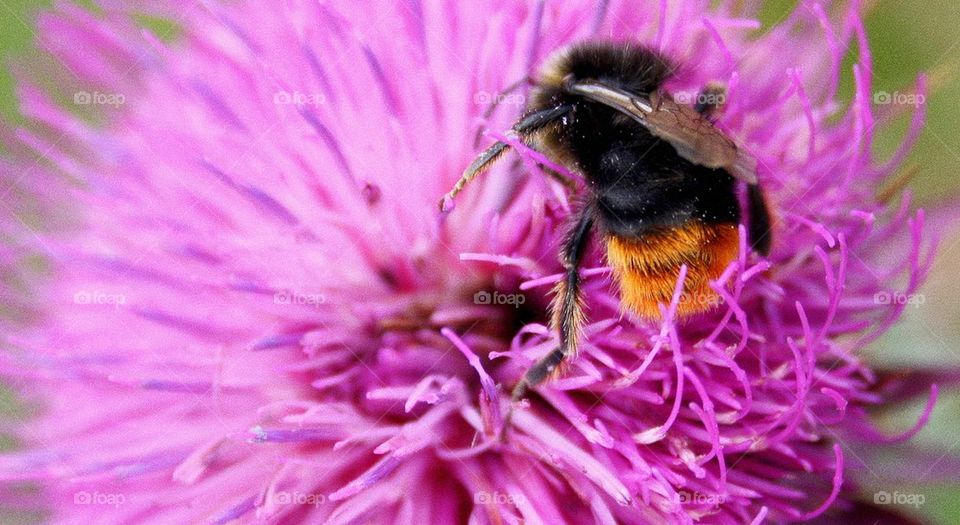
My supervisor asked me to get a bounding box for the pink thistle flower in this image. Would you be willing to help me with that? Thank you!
[0,1,951,523]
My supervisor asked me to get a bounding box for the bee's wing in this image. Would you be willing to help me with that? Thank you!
[565,81,757,184]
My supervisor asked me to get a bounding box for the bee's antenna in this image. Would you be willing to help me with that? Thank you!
[563,78,654,113]
[440,104,573,212]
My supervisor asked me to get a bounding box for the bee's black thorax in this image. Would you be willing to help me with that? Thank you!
[531,43,740,238]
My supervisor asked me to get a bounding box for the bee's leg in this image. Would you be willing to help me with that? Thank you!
[747,182,772,256]
[440,104,573,210]
[502,207,594,439]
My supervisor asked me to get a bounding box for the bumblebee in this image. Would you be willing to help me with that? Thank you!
[441,42,772,411]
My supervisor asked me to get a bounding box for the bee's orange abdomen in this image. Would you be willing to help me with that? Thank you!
[605,222,739,318]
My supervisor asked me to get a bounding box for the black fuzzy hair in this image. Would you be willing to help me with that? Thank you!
[548,42,674,95]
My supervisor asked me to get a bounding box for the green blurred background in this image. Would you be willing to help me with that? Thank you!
[1,0,959,523]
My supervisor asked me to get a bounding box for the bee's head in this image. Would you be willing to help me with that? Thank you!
[532,41,673,108]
